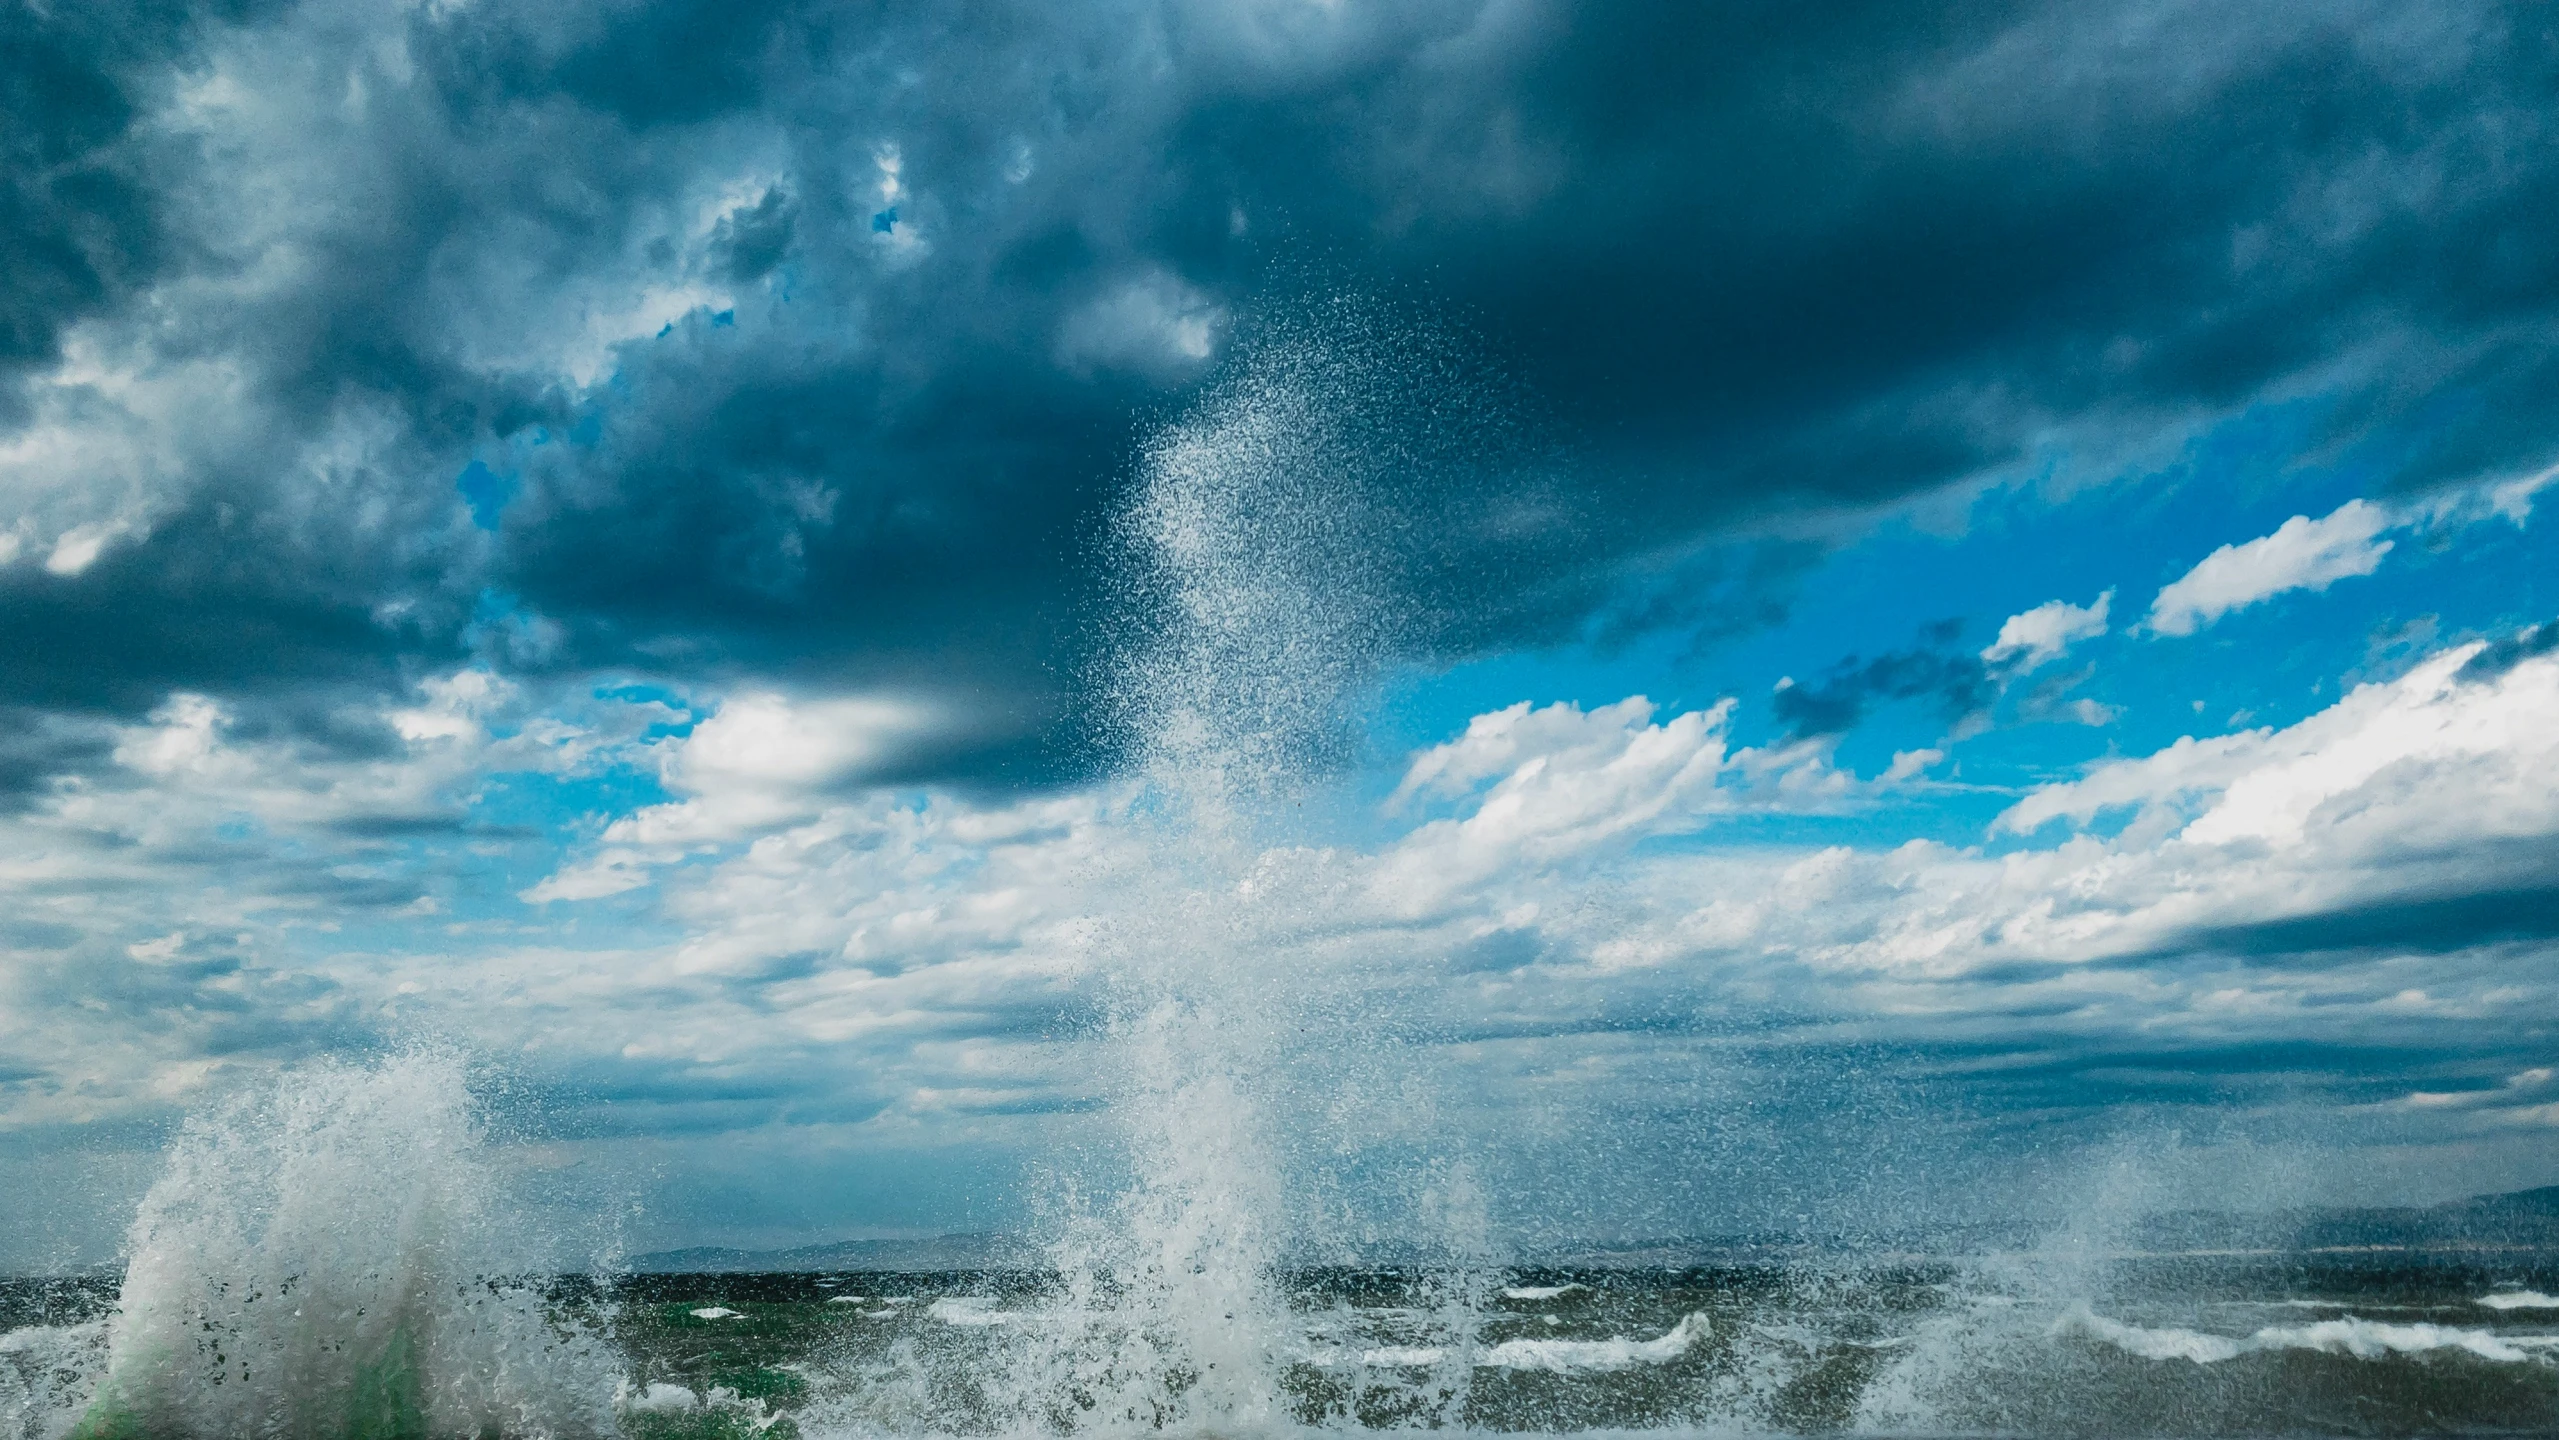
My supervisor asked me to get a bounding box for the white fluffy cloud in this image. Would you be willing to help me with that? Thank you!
[10,626,2559,1260]
[2139,468,2554,641]
[0,672,675,1132]
[596,633,2559,1205]
[1603,640,2559,1001]
[1972,641,2556,957]
[2145,499,2395,636]
[501,632,2559,1072]
[626,631,2559,1032]
[521,691,943,901]
[1371,697,1736,915]
[1998,641,2559,854]
[1982,590,2112,670]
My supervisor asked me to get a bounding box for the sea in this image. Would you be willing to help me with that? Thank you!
[7,1236,2558,1438]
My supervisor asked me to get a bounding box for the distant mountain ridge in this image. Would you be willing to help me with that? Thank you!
[2129,1183,2559,1256]
[626,1232,1033,1274]
[1545,1185,2559,1266]
[625,1186,2559,1274]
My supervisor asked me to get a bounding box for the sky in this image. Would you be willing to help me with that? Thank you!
[4,0,2559,1269]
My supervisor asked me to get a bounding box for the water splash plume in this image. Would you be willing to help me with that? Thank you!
[963,298,1529,1434]
[56,1050,618,1440]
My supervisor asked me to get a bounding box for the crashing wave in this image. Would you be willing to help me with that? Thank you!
[2057,1305,2540,1364]
[1479,1312,1711,1373]
[24,1052,621,1440]
[1501,1284,1589,1301]
[1339,1313,1710,1374]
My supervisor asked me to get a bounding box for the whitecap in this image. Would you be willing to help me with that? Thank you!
[1480,1312,1710,1373]
[2235,1318,2531,1363]
[1336,1313,1713,1373]
[2055,1309,2246,1363]
[2058,1306,2536,1364]
[2480,1290,2559,1311]
[1501,1284,1588,1301]
[825,1296,866,1305]
[689,1307,743,1320]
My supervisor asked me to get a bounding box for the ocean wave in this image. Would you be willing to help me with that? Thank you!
[1344,1314,1711,1373]
[2058,1306,2542,1364]
[2480,1290,2559,1310]
[1501,1284,1589,1301]
[1480,1313,1711,1372]
[616,1380,781,1429]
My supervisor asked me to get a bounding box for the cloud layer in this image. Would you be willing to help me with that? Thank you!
[6,0,2559,749]
[6,0,2559,1258]
[8,610,2555,1257]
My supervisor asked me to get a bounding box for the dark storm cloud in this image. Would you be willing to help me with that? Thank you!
[2457,617,2559,682]
[1770,621,1991,738]
[0,2,181,397]
[2188,885,2559,958]
[9,0,2558,772]
[0,711,113,811]
[0,502,441,713]
[13,934,352,1052]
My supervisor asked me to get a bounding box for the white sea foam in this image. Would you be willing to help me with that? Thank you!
[1331,1314,1710,1374]
[2480,1290,2559,1310]
[1502,1284,1588,1301]
[2058,1306,2540,1364]
[616,1380,779,1430]
[1357,1344,1448,1367]
[621,1381,702,1412]
[926,1297,1015,1326]
[691,1306,744,1320]
[2057,1310,2248,1362]
[0,1321,110,1439]
[1480,1312,1712,1373]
